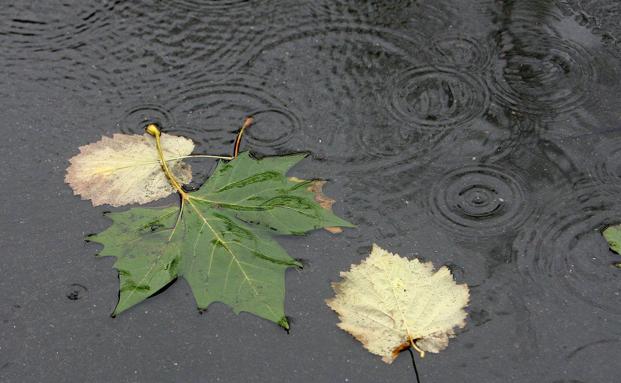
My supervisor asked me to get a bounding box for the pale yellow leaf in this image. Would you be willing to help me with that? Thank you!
[65,133,194,207]
[326,244,469,363]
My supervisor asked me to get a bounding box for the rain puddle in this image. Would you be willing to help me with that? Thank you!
[1,0,620,382]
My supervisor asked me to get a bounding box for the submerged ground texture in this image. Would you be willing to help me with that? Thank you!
[1,0,620,382]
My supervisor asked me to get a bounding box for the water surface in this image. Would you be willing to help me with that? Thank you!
[1,1,621,382]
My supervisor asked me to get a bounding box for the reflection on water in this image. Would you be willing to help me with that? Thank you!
[2,0,621,382]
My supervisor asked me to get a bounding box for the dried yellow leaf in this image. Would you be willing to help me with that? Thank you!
[326,244,469,363]
[65,133,194,207]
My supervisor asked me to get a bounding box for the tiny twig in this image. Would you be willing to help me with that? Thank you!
[233,116,254,158]
[407,348,422,383]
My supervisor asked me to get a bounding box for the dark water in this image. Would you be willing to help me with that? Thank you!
[1,0,621,382]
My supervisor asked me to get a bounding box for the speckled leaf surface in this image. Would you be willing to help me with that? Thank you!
[90,152,353,327]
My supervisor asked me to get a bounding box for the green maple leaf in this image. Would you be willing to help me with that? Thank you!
[604,224,621,254]
[603,224,621,269]
[89,151,353,327]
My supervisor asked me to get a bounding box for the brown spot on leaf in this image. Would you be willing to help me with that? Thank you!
[289,177,343,234]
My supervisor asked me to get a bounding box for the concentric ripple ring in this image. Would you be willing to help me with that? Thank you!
[429,164,531,236]
[388,66,490,129]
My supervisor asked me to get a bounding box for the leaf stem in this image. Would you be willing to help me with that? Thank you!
[146,124,189,201]
[233,116,254,158]
[407,347,422,383]
[409,338,426,358]
[169,154,234,161]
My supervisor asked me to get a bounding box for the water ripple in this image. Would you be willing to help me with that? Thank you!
[490,33,597,115]
[2,1,265,104]
[167,0,253,11]
[246,20,431,68]
[245,20,440,170]
[0,1,118,54]
[166,73,300,156]
[432,34,495,71]
[427,104,537,163]
[514,183,621,314]
[561,0,621,57]
[428,164,532,236]
[117,104,176,135]
[592,137,621,185]
[387,66,490,129]
[303,0,451,29]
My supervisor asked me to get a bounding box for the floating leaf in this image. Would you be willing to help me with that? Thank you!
[66,133,194,207]
[89,151,353,327]
[326,244,469,363]
[603,224,621,255]
[603,224,621,269]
